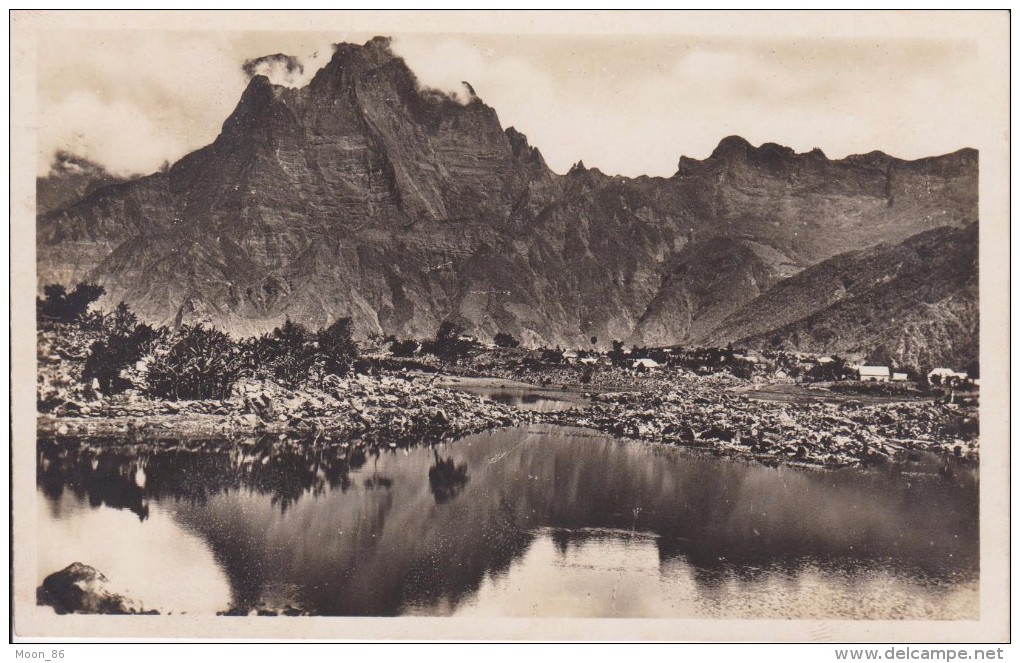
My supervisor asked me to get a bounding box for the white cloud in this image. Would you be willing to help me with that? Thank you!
[37,31,983,179]
[39,91,183,176]
[37,30,248,176]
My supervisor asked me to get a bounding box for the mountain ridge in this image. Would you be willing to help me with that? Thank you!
[37,37,979,368]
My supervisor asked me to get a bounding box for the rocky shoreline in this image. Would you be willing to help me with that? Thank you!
[547,381,978,468]
[38,367,978,471]
[39,371,534,446]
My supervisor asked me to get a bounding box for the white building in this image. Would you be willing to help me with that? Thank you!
[857,366,890,382]
[632,358,661,372]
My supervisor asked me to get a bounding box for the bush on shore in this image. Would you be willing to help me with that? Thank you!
[318,317,358,377]
[37,283,106,323]
[144,325,243,400]
[39,283,361,402]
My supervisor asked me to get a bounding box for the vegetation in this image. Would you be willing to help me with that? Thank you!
[36,281,973,412]
[318,317,359,377]
[39,283,359,402]
[144,325,243,400]
[82,322,159,394]
[804,356,855,382]
[493,332,520,349]
[389,339,420,357]
[37,283,106,323]
[243,319,319,389]
[423,321,475,361]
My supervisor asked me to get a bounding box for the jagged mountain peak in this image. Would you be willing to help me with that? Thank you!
[37,151,129,215]
[705,136,827,165]
[505,126,548,168]
[709,135,754,159]
[320,36,398,75]
[37,41,979,359]
[677,136,817,175]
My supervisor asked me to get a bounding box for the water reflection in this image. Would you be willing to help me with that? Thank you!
[38,435,363,517]
[36,426,978,618]
[428,451,470,504]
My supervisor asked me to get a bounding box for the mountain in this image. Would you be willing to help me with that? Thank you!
[36,152,129,216]
[706,224,979,372]
[37,37,979,353]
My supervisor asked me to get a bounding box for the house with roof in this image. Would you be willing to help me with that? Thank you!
[632,358,661,373]
[856,366,890,382]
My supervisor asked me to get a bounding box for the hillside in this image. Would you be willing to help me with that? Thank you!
[706,224,979,371]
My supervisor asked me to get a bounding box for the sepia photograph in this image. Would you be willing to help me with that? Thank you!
[9,9,1010,643]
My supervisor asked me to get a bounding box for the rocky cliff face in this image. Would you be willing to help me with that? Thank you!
[706,224,979,372]
[37,37,979,361]
[36,152,129,216]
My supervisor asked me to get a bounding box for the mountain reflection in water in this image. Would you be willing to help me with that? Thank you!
[36,425,978,618]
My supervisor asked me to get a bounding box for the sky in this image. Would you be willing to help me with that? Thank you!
[36,26,985,178]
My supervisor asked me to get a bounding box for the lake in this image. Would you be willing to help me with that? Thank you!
[36,424,978,618]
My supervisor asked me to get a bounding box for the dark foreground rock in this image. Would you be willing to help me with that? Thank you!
[37,563,157,614]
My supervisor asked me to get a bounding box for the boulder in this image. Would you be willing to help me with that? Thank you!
[37,562,155,614]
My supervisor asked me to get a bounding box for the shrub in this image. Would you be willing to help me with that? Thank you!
[82,321,159,394]
[540,348,562,363]
[805,356,855,382]
[390,339,419,357]
[144,325,242,400]
[494,332,520,349]
[37,283,105,323]
[242,319,317,388]
[425,321,473,360]
[318,317,358,377]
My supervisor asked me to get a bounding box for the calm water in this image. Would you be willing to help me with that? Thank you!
[447,383,585,412]
[36,425,978,618]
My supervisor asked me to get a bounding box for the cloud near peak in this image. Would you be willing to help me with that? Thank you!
[242,53,305,87]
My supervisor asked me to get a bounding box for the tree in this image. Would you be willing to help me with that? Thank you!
[242,318,317,388]
[428,321,472,360]
[608,340,627,366]
[318,317,358,377]
[37,284,67,319]
[108,302,138,337]
[494,331,520,349]
[806,356,853,382]
[390,339,419,357]
[37,282,105,323]
[82,322,158,394]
